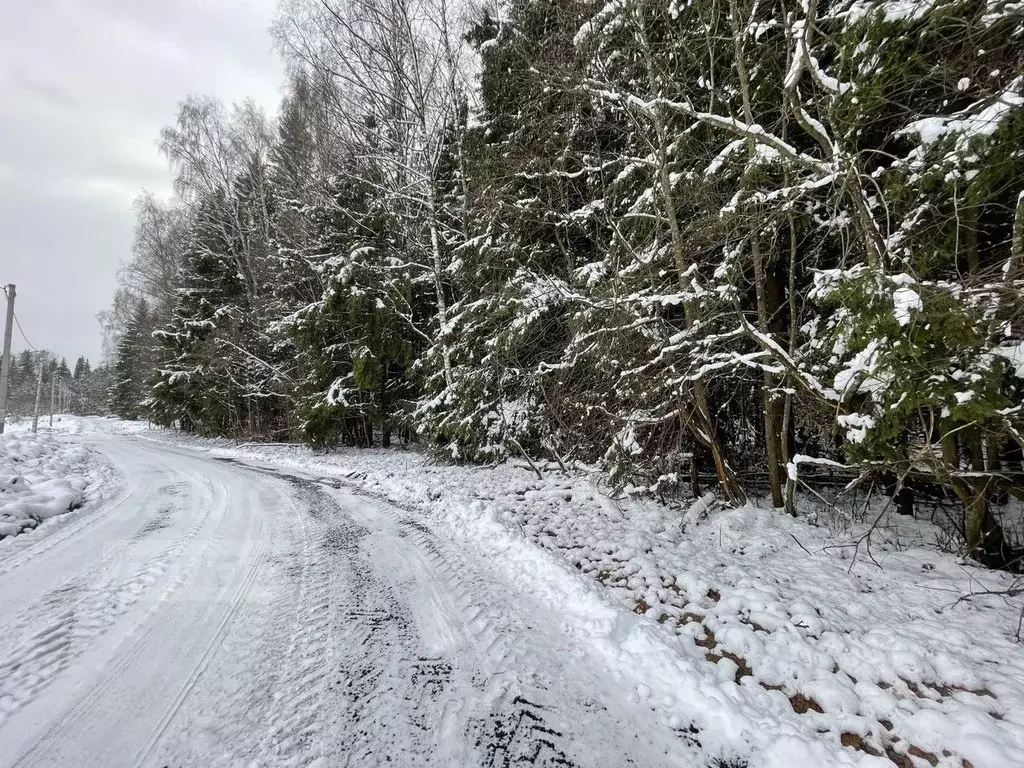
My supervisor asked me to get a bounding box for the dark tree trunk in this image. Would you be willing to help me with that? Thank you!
[689,450,701,498]
[380,363,391,449]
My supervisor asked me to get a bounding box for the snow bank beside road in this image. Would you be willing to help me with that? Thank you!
[0,432,90,538]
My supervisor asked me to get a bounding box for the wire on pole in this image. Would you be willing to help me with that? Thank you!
[13,312,38,351]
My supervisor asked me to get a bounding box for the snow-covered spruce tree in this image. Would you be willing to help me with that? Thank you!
[569,0,794,500]
[414,1,605,465]
[276,0,473,390]
[7,351,38,416]
[282,156,419,449]
[73,356,90,381]
[74,364,113,416]
[147,98,294,438]
[109,299,153,420]
[149,192,286,436]
[149,194,247,434]
[586,0,1024,557]
[265,73,329,436]
[793,0,1024,566]
[12,351,34,403]
[53,358,71,382]
[553,0,1024,548]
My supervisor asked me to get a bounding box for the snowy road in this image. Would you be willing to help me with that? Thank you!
[0,432,693,767]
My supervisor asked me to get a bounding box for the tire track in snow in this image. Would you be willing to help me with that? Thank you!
[216,468,458,768]
[0,564,173,725]
[2,476,230,765]
[391,515,588,768]
[241,474,442,767]
[250,466,654,766]
[348,489,674,767]
[249,480,335,768]
[131,482,190,538]
[481,695,574,767]
[123,475,314,768]
[128,499,271,768]
[0,487,215,729]
[324,518,440,768]
[163,460,689,768]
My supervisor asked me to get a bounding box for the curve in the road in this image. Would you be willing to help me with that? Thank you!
[1,433,708,768]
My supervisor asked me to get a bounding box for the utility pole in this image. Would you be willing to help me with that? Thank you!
[49,372,56,427]
[31,352,45,434]
[0,284,14,434]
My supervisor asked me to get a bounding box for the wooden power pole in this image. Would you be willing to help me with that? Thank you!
[49,372,56,427]
[31,352,45,434]
[0,284,14,434]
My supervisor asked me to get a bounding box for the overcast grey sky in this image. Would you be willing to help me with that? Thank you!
[0,0,284,365]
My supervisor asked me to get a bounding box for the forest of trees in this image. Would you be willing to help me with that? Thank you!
[105,0,1024,569]
[0,351,109,419]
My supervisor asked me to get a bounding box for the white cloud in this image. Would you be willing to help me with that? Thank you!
[0,0,284,362]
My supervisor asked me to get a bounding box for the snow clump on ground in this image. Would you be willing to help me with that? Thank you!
[0,431,90,538]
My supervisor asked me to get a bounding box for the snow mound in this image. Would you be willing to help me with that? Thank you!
[0,432,90,538]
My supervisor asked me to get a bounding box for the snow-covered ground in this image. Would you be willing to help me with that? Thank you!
[0,418,706,768]
[2,417,1022,768]
[0,420,100,539]
[120,418,1024,768]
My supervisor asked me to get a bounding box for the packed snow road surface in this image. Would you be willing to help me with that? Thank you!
[0,432,694,768]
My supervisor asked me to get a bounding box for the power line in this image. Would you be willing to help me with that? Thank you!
[13,311,38,352]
